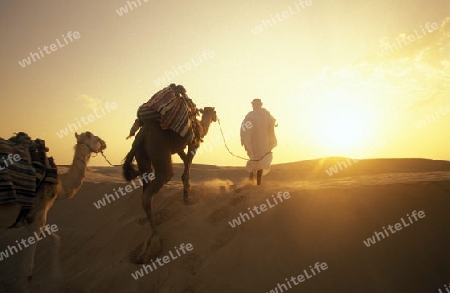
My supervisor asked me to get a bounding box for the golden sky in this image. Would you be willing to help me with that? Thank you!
[0,0,449,166]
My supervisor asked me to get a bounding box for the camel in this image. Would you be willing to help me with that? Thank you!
[122,107,217,263]
[0,131,106,291]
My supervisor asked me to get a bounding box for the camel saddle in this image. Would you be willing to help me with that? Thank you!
[0,132,58,209]
[128,84,201,145]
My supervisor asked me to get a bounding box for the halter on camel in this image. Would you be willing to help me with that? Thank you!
[76,140,113,166]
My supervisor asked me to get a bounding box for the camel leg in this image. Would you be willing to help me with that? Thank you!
[135,141,172,263]
[133,142,160,264]
[137,178,170,264]
[21,222,39,282]
[140,148,173,221]
[21,224,62,291]
[180,147,194,203]
[141,150,173,223]
[20,191,61,291]
[20,224,37,293]
[136,186,163,264]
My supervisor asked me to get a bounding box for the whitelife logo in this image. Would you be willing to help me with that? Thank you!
[0,153,21,170]
[131,243,193,280]
[153,50,215,86]
[363,210,425,247]
[414,104,450,130]
[0,224,58,261]
[377,22,439,58]
[265,262,328,293]
[93,172,155,209]
[228,192,291,228]
[55,102,118,139]
[18,31,81,68]
[115,0,150,16]
[251,0,312,35]
[325,140,387,177]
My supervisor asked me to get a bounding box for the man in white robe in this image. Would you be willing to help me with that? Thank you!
[240,99,277,185]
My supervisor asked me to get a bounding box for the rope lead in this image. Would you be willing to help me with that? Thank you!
[217,118,272,162]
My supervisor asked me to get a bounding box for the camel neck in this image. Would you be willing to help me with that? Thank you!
[77,144,90,167]
[59,144,90,199]
[199,118,212,138]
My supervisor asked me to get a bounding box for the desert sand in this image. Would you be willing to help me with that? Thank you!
[1,158,450,293]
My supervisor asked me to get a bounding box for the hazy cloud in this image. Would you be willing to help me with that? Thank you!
[78,94,102,110]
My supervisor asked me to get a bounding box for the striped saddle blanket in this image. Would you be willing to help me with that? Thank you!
[137,86,197,138]
[0,135,58,208]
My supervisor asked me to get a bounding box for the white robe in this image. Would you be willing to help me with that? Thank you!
[240,108,277,174]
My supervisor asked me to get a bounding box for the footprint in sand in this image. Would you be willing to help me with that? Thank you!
[136,216,148,226]
[129,242,144,264]
[135,200,185,227]
[233,184,253,194]
[156,208,171,225]
[210,229,236,251]
[229,195,246,206]
[183,253,203,275]
[206,195,246,226]
[184,193,200,205]
[206,207,230,226]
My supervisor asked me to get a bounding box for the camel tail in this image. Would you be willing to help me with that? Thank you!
[122,152,140,181]
[123,126,146,181]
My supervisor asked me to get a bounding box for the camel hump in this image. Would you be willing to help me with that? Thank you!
[8,132,32,146]
[135,84,198,139]
[0,133,58,207]
[0,137,36,207]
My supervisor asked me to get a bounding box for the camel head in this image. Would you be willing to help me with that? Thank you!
[199,107,217,123]
[75,131,106,153]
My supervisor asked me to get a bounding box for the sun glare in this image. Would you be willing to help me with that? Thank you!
[307,90,375,154]
[317,110,365,149]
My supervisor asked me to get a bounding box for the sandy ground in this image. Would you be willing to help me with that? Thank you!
[1,158,450,293]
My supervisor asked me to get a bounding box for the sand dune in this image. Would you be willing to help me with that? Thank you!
[1,159,450,292]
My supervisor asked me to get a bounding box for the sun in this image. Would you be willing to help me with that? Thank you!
[316,109,366,150]
[306,90,376,154]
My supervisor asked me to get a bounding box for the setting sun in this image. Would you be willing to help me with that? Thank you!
[303,89,377,154]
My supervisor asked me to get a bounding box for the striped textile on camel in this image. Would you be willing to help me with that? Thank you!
[0,139,36,207]
[134,86,197,139]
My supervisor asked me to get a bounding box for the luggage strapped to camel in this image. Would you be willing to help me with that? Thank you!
[0,132,58,228]
[127,84,201,146]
